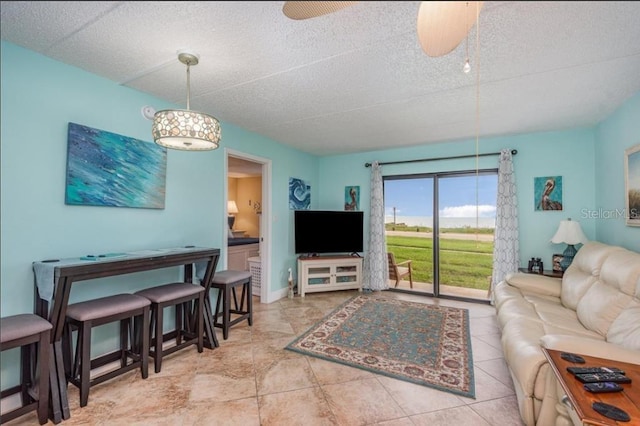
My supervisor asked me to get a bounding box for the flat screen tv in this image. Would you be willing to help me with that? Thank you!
[294,210,364,255]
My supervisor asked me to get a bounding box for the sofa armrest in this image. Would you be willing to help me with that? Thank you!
[540,334,640,365]
[505,272,562,298]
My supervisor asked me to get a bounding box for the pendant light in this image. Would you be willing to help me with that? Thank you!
[152,52,221,151]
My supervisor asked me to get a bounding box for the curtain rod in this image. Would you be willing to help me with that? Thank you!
[364,149,517,168]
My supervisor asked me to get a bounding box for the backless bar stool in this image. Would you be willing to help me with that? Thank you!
[63,293,150,407]
[0,314,52,425]
[135,282,205,373]
[210,270,253,340]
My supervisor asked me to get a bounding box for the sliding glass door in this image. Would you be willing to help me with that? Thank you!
[384,177,435,294]
[384,170,497,302]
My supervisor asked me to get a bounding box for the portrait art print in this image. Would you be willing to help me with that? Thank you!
[344,186,360,211]
[534,176,563,211]
[65,122,167,209]
[625,143,640,226]
[289,177,311,210]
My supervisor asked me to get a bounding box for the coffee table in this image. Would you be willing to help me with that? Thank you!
[543,348,640,425]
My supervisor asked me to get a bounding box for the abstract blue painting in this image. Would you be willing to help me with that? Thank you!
[65,122,167,209]
[289,177,310,210]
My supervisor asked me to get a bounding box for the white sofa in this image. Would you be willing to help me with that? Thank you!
[493,241,640,426]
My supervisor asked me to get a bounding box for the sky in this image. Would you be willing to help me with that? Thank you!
[384,174,498,218]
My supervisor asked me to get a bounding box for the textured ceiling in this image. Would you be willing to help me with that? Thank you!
[2,1,640,155]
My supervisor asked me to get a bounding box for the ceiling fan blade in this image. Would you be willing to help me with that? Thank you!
[283,1,359,20]
[417,1,483,57]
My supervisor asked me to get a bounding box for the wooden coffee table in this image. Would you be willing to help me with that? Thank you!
[543,348,640,425]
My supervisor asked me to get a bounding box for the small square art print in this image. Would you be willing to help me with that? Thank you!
[534,176,563,211]
[344,186,360,210]
[65,122,167,209]
[289,177,311,210]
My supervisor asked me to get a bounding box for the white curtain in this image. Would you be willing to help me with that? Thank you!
[363,161,389,291]
[490,149,519,303]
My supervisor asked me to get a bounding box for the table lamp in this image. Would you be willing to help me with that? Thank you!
[550,218,588,271]
[227,200,239,229]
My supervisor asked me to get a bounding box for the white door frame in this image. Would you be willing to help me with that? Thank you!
[225,148,272,304]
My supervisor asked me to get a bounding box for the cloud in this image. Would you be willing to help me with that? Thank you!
[440,205,496,217]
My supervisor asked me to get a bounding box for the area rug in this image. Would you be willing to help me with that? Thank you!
[285,294,475,398]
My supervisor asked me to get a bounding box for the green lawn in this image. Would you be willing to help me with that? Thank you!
[387,234,494,290]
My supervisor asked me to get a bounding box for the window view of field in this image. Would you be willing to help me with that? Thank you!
[386,224,494,291]
[384,173,497,299]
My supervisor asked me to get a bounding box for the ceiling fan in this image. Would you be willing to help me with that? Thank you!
[282,1,483,57]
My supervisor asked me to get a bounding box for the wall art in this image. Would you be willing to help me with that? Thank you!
[534,176,563,211]
[289,177,310,210]
[344,186,360,211]
[65,122,167,209]
[625,143,640,226]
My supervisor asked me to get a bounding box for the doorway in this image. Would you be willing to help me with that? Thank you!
[383,169,497,302]
[226,149,271,304]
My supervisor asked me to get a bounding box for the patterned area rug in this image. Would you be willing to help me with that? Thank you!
[286,294,475,398]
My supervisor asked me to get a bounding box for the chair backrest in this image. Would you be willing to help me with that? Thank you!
[387,253,399,279]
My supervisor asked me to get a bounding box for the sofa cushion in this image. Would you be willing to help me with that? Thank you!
[576,247,640,338]
[576,281,633,337]
[607,300,640,350]
[505,273,561,298]
[600,248,640,348]
[560,242,621,309]
[599,246,640,298]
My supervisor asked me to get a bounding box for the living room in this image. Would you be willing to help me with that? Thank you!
[1,2,639,425]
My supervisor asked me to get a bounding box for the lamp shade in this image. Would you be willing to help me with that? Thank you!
[152,52,221,151]
[227,200,239,214]
[550,219,588,245]
[152,109,221,151]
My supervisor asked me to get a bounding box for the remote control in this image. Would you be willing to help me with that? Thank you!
[576,373,632,384]
[567,366,625,375]
[583,382,623,393]
[560,352,585,363]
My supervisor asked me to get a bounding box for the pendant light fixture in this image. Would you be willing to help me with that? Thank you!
[152,52,221,151]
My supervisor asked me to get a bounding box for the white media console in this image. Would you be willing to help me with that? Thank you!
[297,255,363,297]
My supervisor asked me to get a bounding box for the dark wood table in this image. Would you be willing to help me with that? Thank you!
[33,247,220,423]
[543,348,640,425]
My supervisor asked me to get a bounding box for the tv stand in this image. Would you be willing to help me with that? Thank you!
[297,255,363,297]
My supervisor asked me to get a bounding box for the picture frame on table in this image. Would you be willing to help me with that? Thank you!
[624,143,640,226]
[552,254,564,272]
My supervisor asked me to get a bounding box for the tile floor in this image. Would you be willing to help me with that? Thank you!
[7,289,524,426]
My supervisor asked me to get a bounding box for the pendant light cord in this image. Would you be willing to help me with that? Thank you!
[474,1,481,246]
[186,63,191,110]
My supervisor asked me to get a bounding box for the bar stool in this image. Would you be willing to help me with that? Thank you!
[211,270,253,340]
[0,314,52,425]
[135,282,205,373]
[63,293,150,407]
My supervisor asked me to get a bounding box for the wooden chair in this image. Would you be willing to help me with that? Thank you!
[134,282,205,373]
[0,314,52,425]
[388,252,413,288]
[210,270,252,340]
[63,294,150,407]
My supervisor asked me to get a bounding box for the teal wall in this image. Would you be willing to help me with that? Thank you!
[1,39,638,386]
[319,128,598,268]
[594,93,640,251]
[0,41,316,383]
